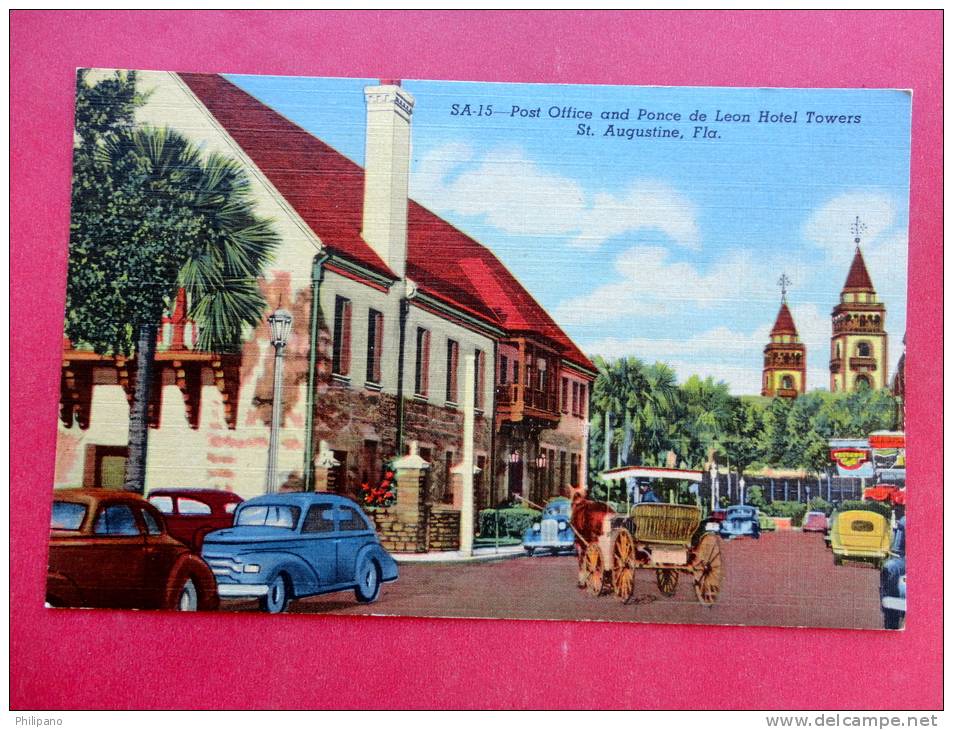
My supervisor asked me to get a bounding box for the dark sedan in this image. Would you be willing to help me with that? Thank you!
[47,489,218,611]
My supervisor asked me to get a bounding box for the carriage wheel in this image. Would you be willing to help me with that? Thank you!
[610,529,636,604]
[656,569,679,597]
[583,543,606,597]
[692,533,723,606]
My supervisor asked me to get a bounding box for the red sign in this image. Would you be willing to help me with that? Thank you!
[830,448,870,470]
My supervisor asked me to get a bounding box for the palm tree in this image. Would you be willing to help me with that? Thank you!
[89,127,278,492]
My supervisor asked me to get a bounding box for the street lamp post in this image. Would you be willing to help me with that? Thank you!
[709,464,719,512]
[265,307,293,493]
[739,476,746,506]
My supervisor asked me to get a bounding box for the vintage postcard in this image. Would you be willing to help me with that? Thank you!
[49,70,910,629]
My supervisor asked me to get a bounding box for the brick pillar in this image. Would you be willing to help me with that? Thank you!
[393,441,431,553]
[312,440,340,493]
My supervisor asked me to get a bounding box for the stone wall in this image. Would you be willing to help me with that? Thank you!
[369,507,429,553]
[427,508,461,551]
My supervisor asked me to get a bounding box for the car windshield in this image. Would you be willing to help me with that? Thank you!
[236,504,300,529]
[51,501,86,530]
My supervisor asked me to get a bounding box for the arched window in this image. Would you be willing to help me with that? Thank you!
[855,374,871,389]
[781,375,794,390]
[857,341,872,357]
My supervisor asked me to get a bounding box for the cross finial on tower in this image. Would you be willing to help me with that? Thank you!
[778,273,791,302]
[850,216,867,248]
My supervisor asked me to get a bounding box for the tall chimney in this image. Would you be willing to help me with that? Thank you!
[362,81,415,280]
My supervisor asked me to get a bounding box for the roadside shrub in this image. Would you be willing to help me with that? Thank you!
[479,507,541,538]
[834,499,892,520]
[807,497,833,515]
[746,486,767,509]
[764,500,808,526]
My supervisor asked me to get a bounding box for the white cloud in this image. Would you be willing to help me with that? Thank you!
[554,244,783,327]
[411,143,700,250]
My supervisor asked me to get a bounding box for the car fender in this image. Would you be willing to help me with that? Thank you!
[46,570,84,607]
[164,553,219,611]
[355,543,398,583]
[243,551,321,596]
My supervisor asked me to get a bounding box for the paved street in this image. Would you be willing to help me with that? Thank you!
[223,531,883,629]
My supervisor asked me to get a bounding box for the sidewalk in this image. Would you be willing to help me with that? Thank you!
[393,544,526,564]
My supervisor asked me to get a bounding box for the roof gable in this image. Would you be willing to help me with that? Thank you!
[770,301,799,337]
[843,247,875,292]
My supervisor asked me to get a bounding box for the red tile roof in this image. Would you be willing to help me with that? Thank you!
[842,246,875,291]
[770,301,799,337]
[179,73,593,373]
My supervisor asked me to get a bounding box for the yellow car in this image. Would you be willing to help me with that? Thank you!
[830,509,891,567]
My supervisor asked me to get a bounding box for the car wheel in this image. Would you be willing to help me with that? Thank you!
[259,574,291,614]
[833,554,844,566]
[525,547,535,557]
[354,559,381,604]
[175,578,199,611]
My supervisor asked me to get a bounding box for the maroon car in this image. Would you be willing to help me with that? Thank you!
[47,489,218,611]
[802,511,829,532]
[147,488,243,551]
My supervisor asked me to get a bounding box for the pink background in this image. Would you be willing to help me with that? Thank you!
[11,11,942,710]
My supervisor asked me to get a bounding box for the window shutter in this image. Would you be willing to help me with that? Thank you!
[343,302,353,375]
[374,311,384,382]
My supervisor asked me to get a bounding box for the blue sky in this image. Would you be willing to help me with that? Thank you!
[229,75,912,395]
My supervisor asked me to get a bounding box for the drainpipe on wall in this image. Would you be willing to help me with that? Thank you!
[395,296,410,457]
[303,251,330,492]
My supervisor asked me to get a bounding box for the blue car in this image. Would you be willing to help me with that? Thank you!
[523,497,575,556]
[201,493,398,613]
[719,505,761,540]
[880,516,906,630]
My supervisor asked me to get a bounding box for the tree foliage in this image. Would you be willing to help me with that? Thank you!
[66,70,280,491]
[67,73,279,355]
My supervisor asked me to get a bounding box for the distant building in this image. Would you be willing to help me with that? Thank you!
[830,246,888,392]
[761,295,806,399]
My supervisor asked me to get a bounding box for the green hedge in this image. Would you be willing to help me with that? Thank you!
[479,507,542,539]
[763,500,808,526]
[834,499,892,520]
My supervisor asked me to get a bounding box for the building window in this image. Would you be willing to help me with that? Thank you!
[512,358,519,385]
[332,296,352,376]
[414,327,430,396]
[579,383,587,417]
[571,381,579,416]
[474,348,485,410]
[446,339,459,403]
[559,451,567,491]
[366,309,383,384]
[443,450,454,504]
[561,377,569,413]
[570,453,580,487]
[857,341,872,357]
[781,375,794,390]
[499,355,508,385]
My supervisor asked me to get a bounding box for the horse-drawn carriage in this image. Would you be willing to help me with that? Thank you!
[572,467,724,605]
